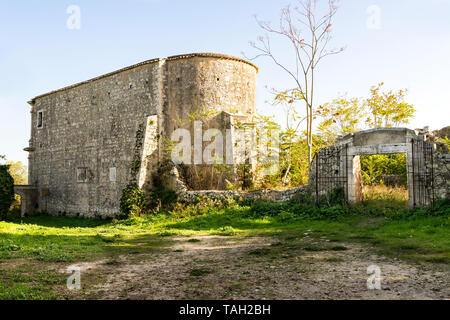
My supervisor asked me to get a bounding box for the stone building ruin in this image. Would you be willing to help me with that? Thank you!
[13,52,449,218]
[15,53,258,218]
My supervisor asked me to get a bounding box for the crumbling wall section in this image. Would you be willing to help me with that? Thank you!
[433,152,450,200]
[178,186,307,203]
[308,145,349,200]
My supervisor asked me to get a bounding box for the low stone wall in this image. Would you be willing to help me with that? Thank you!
[375,175,405,186]
[433,152,450,200]
[178,186,308,203]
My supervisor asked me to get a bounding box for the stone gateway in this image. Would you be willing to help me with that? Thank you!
[308,127,450,209]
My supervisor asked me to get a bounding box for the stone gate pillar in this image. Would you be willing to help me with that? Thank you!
[347,155,363,203]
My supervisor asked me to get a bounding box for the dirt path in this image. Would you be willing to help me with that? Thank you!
[83,235,449,300]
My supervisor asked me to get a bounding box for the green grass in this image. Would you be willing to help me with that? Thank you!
[362,185,409,209]
[0,197,448,299]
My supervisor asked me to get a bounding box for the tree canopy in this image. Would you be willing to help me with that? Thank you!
[0,155,15,219]
[317,83,416,144]
[7,161,28,185]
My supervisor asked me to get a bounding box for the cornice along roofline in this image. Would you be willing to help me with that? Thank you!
[28,53,258,104]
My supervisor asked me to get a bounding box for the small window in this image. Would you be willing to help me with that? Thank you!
[37,110,44,128]
[109,167,116,182]
[76,167,88,183]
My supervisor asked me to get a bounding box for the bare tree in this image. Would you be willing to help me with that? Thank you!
[246,0,344,171]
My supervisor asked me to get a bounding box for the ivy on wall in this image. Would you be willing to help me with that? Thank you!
[130,123,145,180]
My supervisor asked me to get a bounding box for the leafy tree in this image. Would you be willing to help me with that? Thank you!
[0,155,15,219]
[6,161,28,185]
[365,82,416,128]
[256,82,416,189]
[257,130,328,188]
[437,136,450,152]
[316,96,365,144]
[316,84,414,188]
[317,84,416,143]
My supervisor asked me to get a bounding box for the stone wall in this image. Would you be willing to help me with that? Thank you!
[433,152,450,200]
[28,63,161,217]
[178,186,308,203]
[13,185,39,218]
[308,145,349,199]
[375,174,404,186]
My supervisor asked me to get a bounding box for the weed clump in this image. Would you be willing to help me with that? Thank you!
[120,184,146,218]
[189,268,211,277]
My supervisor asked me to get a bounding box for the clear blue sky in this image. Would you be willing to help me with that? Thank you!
[1,0,449,163]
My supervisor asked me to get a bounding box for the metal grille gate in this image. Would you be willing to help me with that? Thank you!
[411,139,435,207]
[314,145,349,204]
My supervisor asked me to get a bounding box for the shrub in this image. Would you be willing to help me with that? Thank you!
[119,184,146,217]
[0,162,15,220]
[290,190,316,206]
[148,186,177,211]
[321,186,346,206]
[277,210,297,222]
[389,197,450,220]
[250,200,286,217]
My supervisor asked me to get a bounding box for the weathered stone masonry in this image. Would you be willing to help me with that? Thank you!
[18,53,258,218]
[433,152,450,200]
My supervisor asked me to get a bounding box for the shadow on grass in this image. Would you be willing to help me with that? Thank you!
[167,216,277,232]
[5,215,112,228]
[164,209,283,232]
[163,208,352,234]
[0,230,174,263]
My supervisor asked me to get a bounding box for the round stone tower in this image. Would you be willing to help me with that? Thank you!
[159,53,258,190]
[162,53,258,135]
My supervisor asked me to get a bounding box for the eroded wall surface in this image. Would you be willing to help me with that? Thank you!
[433,152,450,200]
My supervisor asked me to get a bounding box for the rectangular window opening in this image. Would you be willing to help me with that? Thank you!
[37,110,43,128]
[77,167,88,183]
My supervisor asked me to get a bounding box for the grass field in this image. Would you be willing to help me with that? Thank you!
[0,191,448,299]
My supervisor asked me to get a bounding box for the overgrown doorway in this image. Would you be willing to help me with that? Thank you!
[360,153,408,208]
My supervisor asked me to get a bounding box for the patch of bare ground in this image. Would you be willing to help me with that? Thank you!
[83,235,449,300]
[0,258,29,269]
